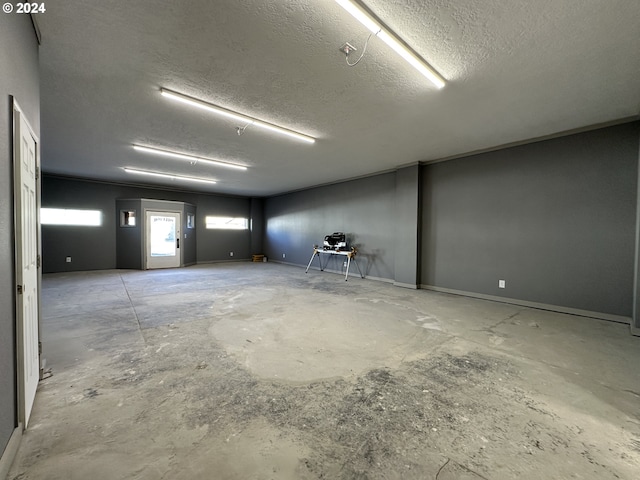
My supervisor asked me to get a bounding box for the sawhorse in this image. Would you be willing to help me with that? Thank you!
[305,246,364,281]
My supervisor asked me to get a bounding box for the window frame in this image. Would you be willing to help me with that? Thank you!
[41,208,103,227]
[204,216,249,230]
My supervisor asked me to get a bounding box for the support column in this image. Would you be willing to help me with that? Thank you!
[394,164,420,288]
[250,197,264,256]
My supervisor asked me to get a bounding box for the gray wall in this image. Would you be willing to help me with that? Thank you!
[184,203,197,265]
[634,127,640,335]
[43,178,120,272]
[195,194,251,263]
[42,176,254,272]
[264,173,397,281]
[421,122,640,318]
[0,13,40,459]
[115,199,143,269]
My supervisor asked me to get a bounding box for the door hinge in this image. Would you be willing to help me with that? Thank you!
[35,166,40,180]
[37,254,41,268]
[38,341,42,356]
[17,284,24,295]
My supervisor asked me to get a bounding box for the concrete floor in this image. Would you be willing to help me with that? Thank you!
[8,262,640,479]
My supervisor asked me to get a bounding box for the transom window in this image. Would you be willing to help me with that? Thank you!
[205,216,248,230]
[41,208,102,226]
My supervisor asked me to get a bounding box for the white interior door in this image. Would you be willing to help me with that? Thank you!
[145,211,181,269]
[14,104,40,428]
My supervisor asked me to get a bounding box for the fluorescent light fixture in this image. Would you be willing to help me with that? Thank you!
[335,0,446,88]
[133,145,247,171]
[160,88,316,144]
[124,167,217,185]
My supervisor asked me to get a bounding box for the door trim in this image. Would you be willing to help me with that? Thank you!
[144,210,182,269]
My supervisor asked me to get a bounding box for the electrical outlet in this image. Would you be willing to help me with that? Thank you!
[230,252,234,257]
[282,253,286,259]
[343,261,347,267]
[66,256,72,263]
[499,280,506,288]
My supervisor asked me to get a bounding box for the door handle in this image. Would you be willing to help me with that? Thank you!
[176,238,180,249]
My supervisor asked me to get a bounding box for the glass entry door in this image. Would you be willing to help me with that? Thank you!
[145,211,181,269]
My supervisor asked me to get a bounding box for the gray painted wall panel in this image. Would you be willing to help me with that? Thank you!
[634,127,640,335]
[0,14,40,456]
[250,198,264,255]
[196,194,251,262]
[116,199,142,269]
[394,165,420,287]
[421,122,639,317]
[42,178,122,272]
[184,203,197,265]
[264,173,396,280]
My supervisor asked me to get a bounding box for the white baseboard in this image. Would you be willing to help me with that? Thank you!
[393,281,418,289]
[420,284,631,324]
[0,425,22,480]
[195,258,249,265]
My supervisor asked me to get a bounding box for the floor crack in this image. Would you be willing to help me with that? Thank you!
[119,273,146,345]
[481,309,523,335]
[435,457,450,479]
[435,457,490,480]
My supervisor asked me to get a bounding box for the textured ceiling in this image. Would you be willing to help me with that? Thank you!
[37,0,640,196]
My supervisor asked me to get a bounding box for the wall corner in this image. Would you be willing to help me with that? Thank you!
[633,124,640,336]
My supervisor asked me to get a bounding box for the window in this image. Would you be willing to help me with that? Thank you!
[41,208,102,226]
[205,216,248,230]
[120,210,136,227]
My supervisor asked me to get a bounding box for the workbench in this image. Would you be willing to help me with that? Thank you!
[305,246,364,281]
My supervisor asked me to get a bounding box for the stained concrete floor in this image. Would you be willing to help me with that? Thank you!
[8,262,640,479]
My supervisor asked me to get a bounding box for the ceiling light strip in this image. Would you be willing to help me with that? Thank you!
[160,89,316,144]
[335,0,446,88]
[124,167,217,185]
[133,145,247,171]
